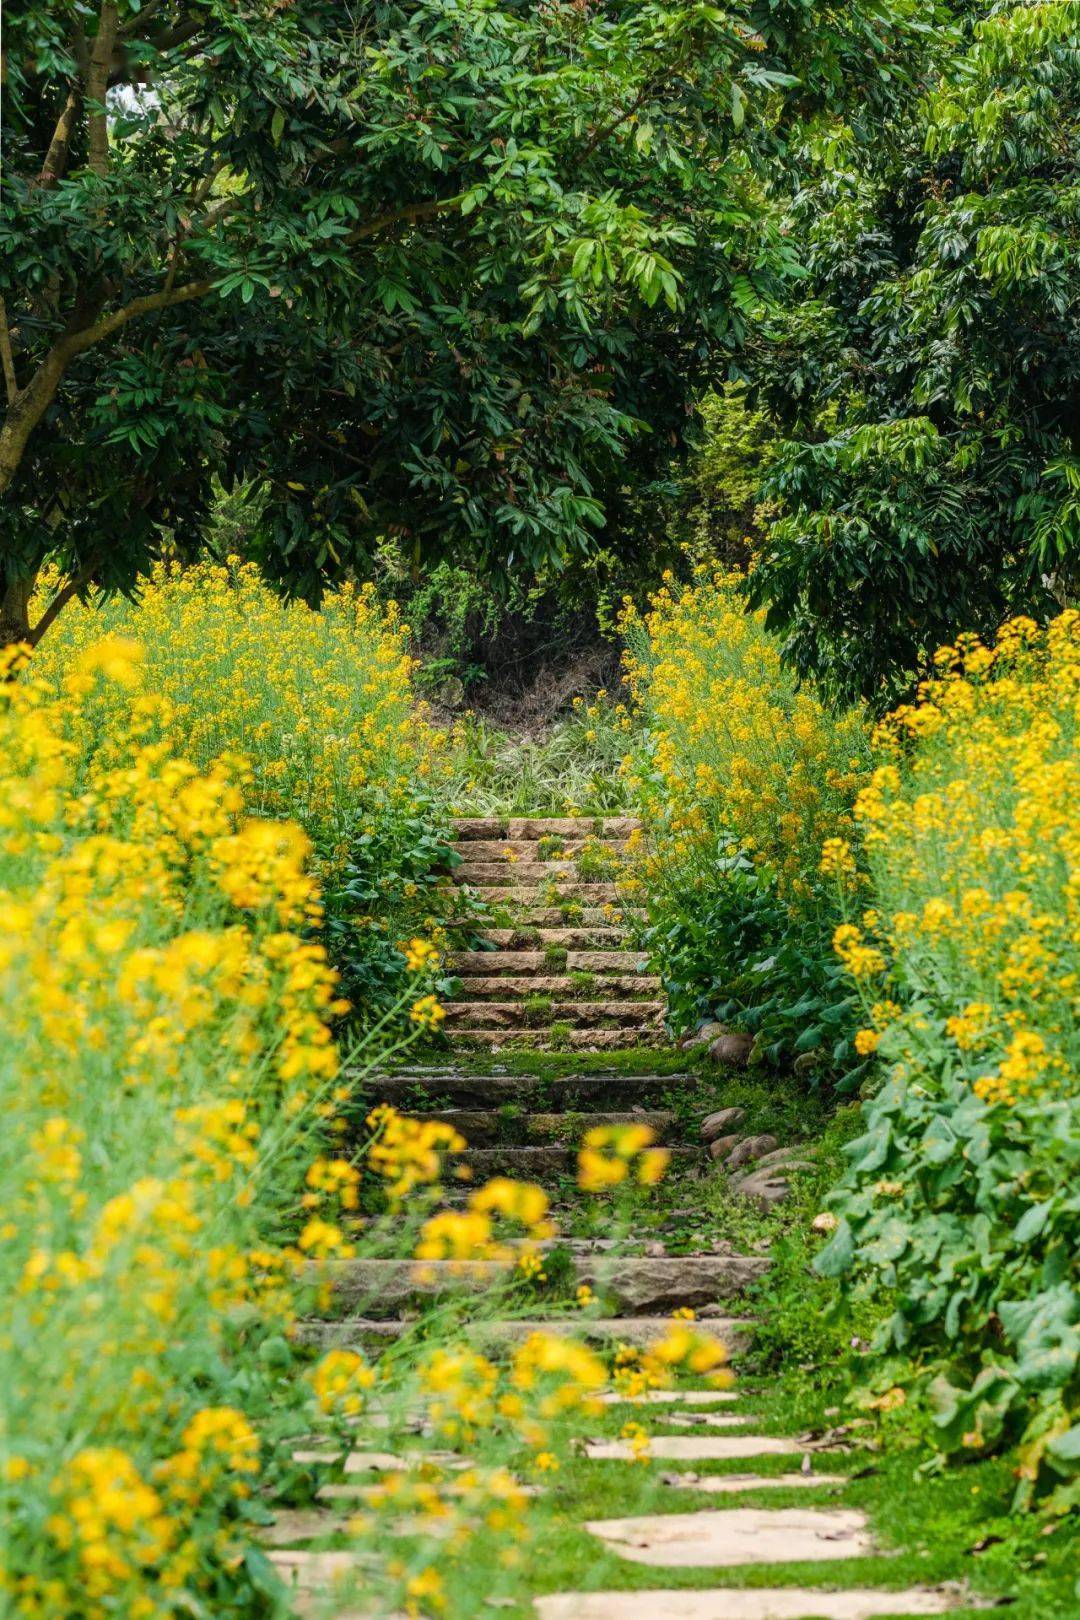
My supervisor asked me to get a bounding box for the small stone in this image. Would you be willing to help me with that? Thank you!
[707,1031,754,1067]
[700,1107,746,1142]
[750,1147,809,1172]
[707,1133,742,1162]
[813,1212,839,1233]
[585,1506,874,1567]
[733,1170,792,1209]
[726,1134,779,1169]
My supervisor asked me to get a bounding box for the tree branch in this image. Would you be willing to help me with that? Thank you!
[344,196,460,245]
[0,300,17,404]
[38,89,82,188]
[578,80,659,163]
[0,280,214,498]
[29,567,94,646]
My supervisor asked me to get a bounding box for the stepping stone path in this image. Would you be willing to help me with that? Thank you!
[284,814,975,1620]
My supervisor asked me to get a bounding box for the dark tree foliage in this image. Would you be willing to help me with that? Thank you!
[748,1,1080,705]
[1,0,930,645]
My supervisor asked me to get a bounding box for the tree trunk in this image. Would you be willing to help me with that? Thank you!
[0,574,35,650]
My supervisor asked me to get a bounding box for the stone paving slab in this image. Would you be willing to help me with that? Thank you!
[599,1389,741,1406]
[585,1506,873,1567]
[535,1589,962,1619]
[664,1471,848,1493]
[260,1509,346,1546]
[585,1434,802,1461]
[343,1449,464,1473]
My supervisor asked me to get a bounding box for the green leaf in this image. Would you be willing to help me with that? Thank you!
[814,1217,855,1278]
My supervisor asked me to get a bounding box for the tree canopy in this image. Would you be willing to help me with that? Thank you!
[1,0,930,645]
[747,1,1080,703]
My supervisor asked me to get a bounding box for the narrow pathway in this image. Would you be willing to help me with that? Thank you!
[278,815,982,1619]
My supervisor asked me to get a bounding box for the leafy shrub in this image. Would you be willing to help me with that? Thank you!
[621,570,871,1083]
[816,612,1080,1511]
[34,560,461,1018]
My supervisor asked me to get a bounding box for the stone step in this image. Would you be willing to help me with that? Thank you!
[455,1143,699,1179]
[415,1108,677,1145]
[466,919,635,941]
[450,950,650,975]
[315,1254,766,1316]
[450,976,662,1001]
[365,1072,694,1107]
[445,1001,665,1030]
[449,1028,671,1051]
[458,883,621,904]
[458,862,624,886]
[453,816,641,840]
[457,838,629,861]
[295,1313,753,1357]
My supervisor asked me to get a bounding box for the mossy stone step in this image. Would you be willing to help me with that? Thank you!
[465,923,636,945]
[453,976,661,1001]
[454,816,641,840]
[449,1028,670,1051]
[365,1072,696,1107]
[464,882,622,904]
[455,1143,699,1178]
[445,1000,665,1030]
[313,1253,767,1317]
[453,978,663,1004]
[412,1108,677,1145]
[450,950,650,975]
[457,837,630,861]
[295,1313,753,1357]
[457,860,621,884]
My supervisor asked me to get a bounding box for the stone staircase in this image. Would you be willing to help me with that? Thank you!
[295,815,769,1359]
[298,1055,764,1355]
[446,815,666,1050]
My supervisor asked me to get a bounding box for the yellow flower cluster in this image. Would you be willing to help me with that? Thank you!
[32,560,458,1017]
[0,644,359,1615]
[364,1103,466,1203]
[415,1177,554,1263]
[850,613,1078,1108]
[621,570,868,911]
[34,559,445,872]
[577,1123,670,1193]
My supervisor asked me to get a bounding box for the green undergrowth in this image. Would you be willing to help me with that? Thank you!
[443,703,634,816]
